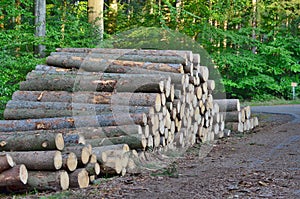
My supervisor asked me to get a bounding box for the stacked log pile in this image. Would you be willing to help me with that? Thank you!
[0,48,258,192]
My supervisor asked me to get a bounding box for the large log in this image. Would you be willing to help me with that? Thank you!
[11,91,162,111]
[20,74,166,93]
[46,55,184,73]
[4,101,156,120]
[0,132,64,151]
[0,113,147,132]
[0,154,15,173]
[55,48,193,62]
[85,134,147,150]
[214,99,241,112]
[0,165,28,187]
[1,151,62,171]
[69,168,89,188]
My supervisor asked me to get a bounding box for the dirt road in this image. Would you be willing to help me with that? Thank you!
[11,105,300,198]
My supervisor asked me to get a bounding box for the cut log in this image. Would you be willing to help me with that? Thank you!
[0,154,15,173]
[61,152,77,172]
[46,55,184,73]
[63,145,91,166]
[0,132,64,151]
[0,151,62,171]
[85,162,101,176]
[12,91,162,112]
[226,122,244,133]
[4,101,156,120]
[86,134,146,150]
[64,133,85,146]
[197,66,209,82]
[214,99,241,112]
[0,164,28,187]
[77,125,143,140]
[222,111,242,123]
[0,113,147,132]
[69,168,89,188]
[100,157,122,175]
[20,74,166,93]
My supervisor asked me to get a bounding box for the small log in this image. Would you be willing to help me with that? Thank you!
[85,134,147,150]
[226,122,244,133]
[214,99,241,112]
[197,66,209,82]
[0,154,15,173]
[61,152,78,172]
[1,151,62,171]
[69,168,89,188]
[0,164,28,187]
[222,111,242,123]
[92,144,130,164]
[77,125,143,140]
[85,162,101,176]
[0,132,64,151]
[100,157,122,175]
[64,145,91,166]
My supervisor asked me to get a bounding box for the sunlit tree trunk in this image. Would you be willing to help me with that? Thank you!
[34,0,46,57]
[88,0,104,41]
[175,0,182,30]
[107,0,118,34]
[61,0,67,43]
[251,0,258,54]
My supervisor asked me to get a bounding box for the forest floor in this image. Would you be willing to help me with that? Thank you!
[5,105,300,199]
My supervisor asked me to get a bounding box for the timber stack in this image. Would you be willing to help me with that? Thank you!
[0,48,258,192]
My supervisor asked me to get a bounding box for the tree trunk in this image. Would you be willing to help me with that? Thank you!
[88,0,104,40]
[1,151,62,171]
[0,154,15,173]
[69,168,89,188]
[34,0,46,57]
[0,165,28,187]
[85,134,147,150]
[46,55,184,73]
[20,74,166,93]
[12,91,163,112]
[0,132,64,151]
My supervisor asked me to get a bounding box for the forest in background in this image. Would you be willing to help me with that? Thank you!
[0,0,299,118]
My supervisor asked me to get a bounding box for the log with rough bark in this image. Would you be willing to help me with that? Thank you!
[214,99,241,112]
[0,113,147,132]
[55,48,193,62]
[85,162,101,176]
[0,151,62,171]
[63,145,91,166]
[0,164,28,187]
[4,101,156,120]
[61,152,77,172]
[46,55,184,73]
[0,154,15,173]
[69,168,89,188]
[86,134,146,150]
[20,74,167,93]
[0,132,64,151]
[12,91,163,112]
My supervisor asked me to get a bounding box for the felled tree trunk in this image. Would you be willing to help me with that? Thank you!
[0,154,15,173]
[0,165,28,187]
[69,168,89,188]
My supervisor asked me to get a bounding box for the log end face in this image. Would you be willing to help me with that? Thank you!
[20,164,28,185]
[6,154,15,168]
[78,169,89,189]
[54,151,63,170]
[94,162,101,176]
[67,152,78,172]
[81,147,91,165]
[60,171,69,191]
[56,133,65,151]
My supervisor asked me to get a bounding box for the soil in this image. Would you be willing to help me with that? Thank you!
[4,111,300,199]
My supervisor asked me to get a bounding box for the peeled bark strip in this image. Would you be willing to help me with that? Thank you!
[61,152,77,172]
[77,125,143,140]
[0,154,15,173]
[86,134,146,150]
[1,151,62,171]
[214,99,241,112]
[0,164,28,187]
[46,55,184,73]
[20,74,166,93]
[0,132,64,151]
[69,168,89,188]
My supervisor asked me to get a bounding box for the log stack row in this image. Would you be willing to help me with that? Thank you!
[0,48,258,192]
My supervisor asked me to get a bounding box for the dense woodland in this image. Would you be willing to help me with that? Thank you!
[0,0,299,117]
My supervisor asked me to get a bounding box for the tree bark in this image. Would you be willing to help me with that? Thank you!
[1,151,62,171]
[69,168,89,188]
[46,55,184,73]
[0,154,15,173]
[34,0,46,57]
[85,134,147,150]
[88,0,104,41]
[0,132,64,151]
[0,165,28,187]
